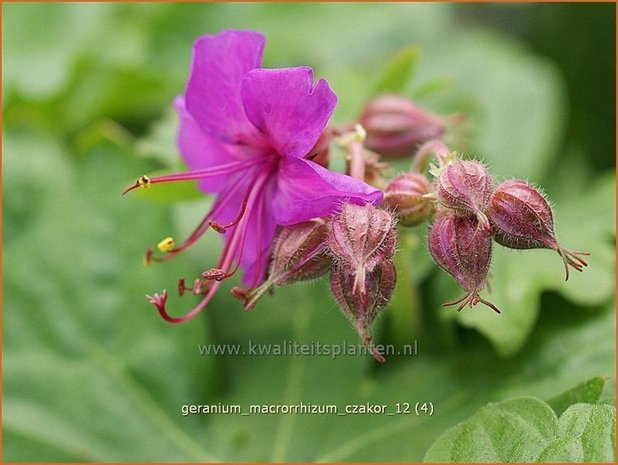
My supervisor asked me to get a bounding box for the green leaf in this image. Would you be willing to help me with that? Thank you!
[538,404,616,462]
[386,232,424,345]
[75,120,204,204]
[371,46,420,95]
[3,3,107,97]
[424,397,616,463]
[3,3,171,102]
[425,397,559,462]
[135,107,183,166]
[410,77,454,99]
[3,130,216,461]
[548,378,606,416]
[550,172,616,306]
[414,29,566,181]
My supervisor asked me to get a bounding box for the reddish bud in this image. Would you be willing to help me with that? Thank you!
[428,212,499,313]
[330,261,397,362]
[269,219,332,287]
[487,179,589,280]
[177,278,209,296]
[328,203,397,295]
[359,94,446,159]
[383,172,435,226]
[436,159,493,231]
[233,220,332,311]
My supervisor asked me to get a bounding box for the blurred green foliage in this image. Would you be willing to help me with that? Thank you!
[425,393,615,462]
[3,3,615,462]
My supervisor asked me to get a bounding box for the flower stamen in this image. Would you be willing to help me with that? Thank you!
[442,292,501,314]
[146,169,272,322]
[138,175,151,188]
[122,159,262,195]
[202,268,227,281]
[209,221,226,234]
[144,247,154,266]
[146,179,245,263]
[178,278,187,296]
[206,167,266,235]
[209,196,250,233]
[178,277,211,296]
[149,280,223,324]
[122,175,151,195]
[157,237,176,253]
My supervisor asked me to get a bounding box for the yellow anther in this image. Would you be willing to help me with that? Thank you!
[442,151,459,166]
[353,123,367,142]
[334,124,367,146]
[157,237,175,253]
[137,175,151,189]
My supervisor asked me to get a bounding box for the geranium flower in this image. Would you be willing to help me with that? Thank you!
[124,30,382,322]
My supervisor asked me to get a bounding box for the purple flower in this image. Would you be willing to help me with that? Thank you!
[124,30,382,322]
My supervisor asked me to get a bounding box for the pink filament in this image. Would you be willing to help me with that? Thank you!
[122,158,262,195]
[149,178,245,263]
[152,167,273,323]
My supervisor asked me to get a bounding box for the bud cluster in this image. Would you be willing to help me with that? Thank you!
[428,212,498,313]
[425,156,588,312]
[350,95,588,315]
[231,95,587,360]
[328,203,398,362]
[230,204,398,362]
[426,158,499,312]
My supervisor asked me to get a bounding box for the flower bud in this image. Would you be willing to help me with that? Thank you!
[383,172,435,226]
[327,203,397,296]
[428,212,499,313]
[232,220,331,310]
[487,179,588,280]
[436,159,493,231]
[330,260,396,362]
[269,219,332,286]
[359,94,446,159]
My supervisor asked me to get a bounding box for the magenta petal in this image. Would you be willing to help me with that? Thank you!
[273,157,383,225]
[241,67,337,158]
[185,30,268,146]
[239,183,278,286]
[174,97,250,193]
